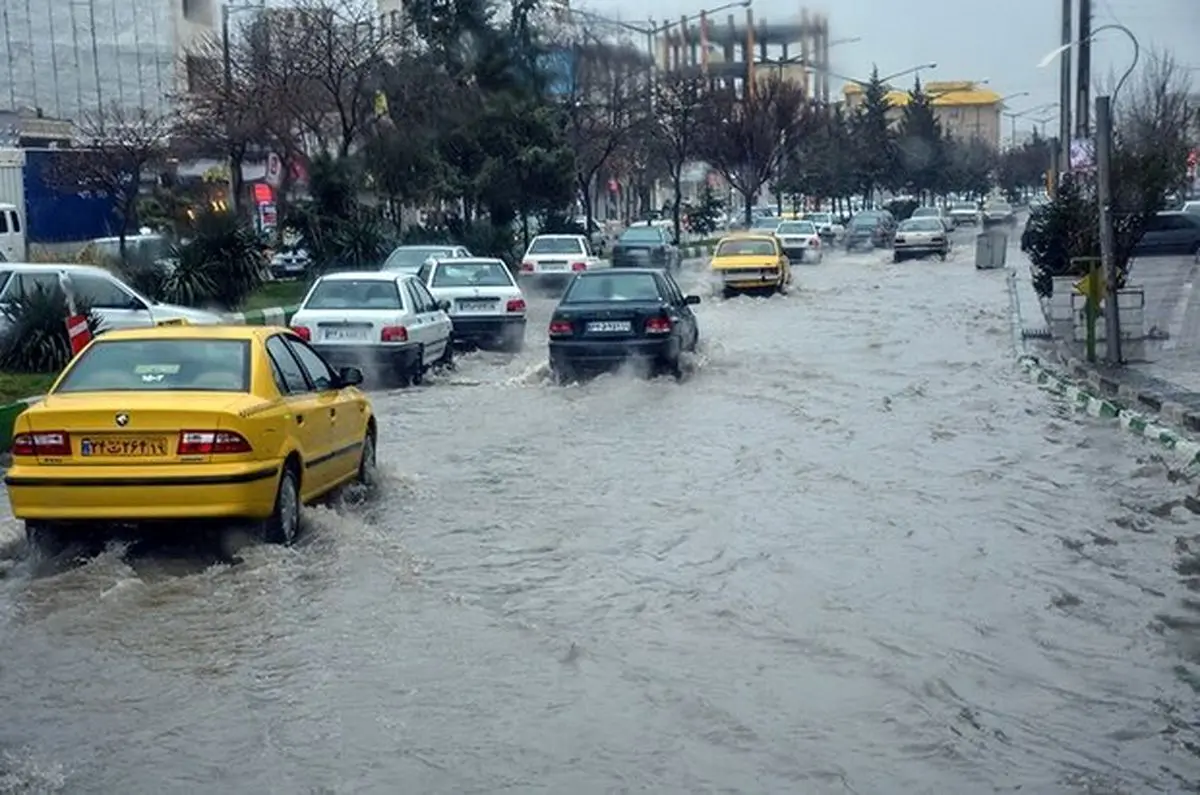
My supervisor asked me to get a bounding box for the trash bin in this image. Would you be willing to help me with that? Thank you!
[975,228,1008,270]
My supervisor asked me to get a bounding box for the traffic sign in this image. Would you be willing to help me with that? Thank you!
[1073,271,1105,303]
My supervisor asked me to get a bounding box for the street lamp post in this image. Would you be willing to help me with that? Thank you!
[1039,23,1140,365]
[1004,102,1057,148]
[757,37,862,86]
[222,1,266,217]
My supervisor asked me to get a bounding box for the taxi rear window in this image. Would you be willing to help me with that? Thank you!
[55,339,251,393]
[715,239,776,257]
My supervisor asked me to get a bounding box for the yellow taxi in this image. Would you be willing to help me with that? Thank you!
[4,324,376,549]
[708,234,792,296]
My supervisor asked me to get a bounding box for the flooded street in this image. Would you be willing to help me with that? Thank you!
[2,239,1198,794]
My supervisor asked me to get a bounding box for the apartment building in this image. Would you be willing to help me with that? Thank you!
[0,0,217,122]
[842,80,1005,149]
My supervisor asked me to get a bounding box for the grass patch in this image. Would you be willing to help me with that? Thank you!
[241,280,309,311]
[0,372,56,404]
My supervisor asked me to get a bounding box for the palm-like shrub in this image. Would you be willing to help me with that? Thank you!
[0,287,101,373]
[156,211,267,309]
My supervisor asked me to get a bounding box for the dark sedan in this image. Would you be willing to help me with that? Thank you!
[845,212,895,250]
[1133,212,1200,261]
[547,269,700,382]
[611,225,682,272]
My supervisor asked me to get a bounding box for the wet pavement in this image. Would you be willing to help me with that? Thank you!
[1,232,1199,794]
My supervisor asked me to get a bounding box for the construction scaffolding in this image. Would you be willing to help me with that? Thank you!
[0,0,183,122]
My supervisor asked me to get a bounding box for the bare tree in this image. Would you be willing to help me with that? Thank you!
[561,35,650,232]
[699,76,807,225]
[272,0,391,157]
[1110,53,1195,277]
[48,105,172,259]
[649,72,709,241]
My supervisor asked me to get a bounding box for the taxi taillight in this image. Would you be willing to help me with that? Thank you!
[11,431,70,457]
[178,431,252,455]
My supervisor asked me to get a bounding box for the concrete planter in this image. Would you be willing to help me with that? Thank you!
[1070,287,1145,342]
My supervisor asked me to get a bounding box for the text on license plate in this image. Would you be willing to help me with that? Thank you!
[81,436,168,457]
[323,327,368,340]
[538,263,567,271]
[457,300,495,311]
[587,321,631,333]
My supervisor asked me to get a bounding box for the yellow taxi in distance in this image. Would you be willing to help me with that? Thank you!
[709,234,793,296]
[4,324,377,549]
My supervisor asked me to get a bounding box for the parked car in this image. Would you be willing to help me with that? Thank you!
[982,201,1016,226]
[948,202,980,226]
[774,220,823,263]
[518,234,603,283]
[5,324,375,551]
[270,247,311,280]
[1182,200,1200,216]
[802,211,845,240]
[611,224,681,272]
[547,268,700,382]
[910,205,954,232]
[418,257,527,352]
[1132,212,1200,262]
[0,202,24,262]
[0,263,223,334]
[892,217,950,262]
[289,271,454,387]
[844,211,895,250]
[381,244,472,273]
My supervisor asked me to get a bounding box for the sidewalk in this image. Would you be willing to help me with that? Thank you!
[1013,253,1200,433]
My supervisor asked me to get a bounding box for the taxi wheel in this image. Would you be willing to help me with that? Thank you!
[356,432,377,486]
[262,465,301,545]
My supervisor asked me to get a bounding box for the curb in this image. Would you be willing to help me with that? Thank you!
[1018,354,1200,471]
[223,304,299,326]
[1049,350,1200,435]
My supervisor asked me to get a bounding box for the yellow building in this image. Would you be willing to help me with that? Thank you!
[842,81,1004,149]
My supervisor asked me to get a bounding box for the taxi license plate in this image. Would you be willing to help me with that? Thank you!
[323,327,368,340]
[587,321,631,333]
[80,437,168,457]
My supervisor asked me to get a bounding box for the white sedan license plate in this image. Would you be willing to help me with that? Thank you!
[539,262,567,271]
[324,327,368,341]
[457,300,494,312]
[587,321,631,333]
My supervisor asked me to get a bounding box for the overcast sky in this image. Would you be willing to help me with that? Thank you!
[586,0,1198,136]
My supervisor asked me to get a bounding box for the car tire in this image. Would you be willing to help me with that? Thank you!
[938,251,948,261]
[407,344,426,386]
[356,431,377,486]
[893,253,904,263]
[435,339,454,371]
[25,521,67,556]
[262,464,301,545]
[1194,242,1200,264]
[550,364,574,385]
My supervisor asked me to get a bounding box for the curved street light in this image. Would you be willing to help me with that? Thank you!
[1037,22,1140,102]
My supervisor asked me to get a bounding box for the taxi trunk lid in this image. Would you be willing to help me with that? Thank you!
[23,392,265,465]
[709,255,776,271]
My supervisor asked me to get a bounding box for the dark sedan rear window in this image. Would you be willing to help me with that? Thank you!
[620,227,666,243]
[55,339,251,393]
[563,273,662,303]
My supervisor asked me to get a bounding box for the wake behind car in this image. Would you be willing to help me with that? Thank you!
[5,324,376,550]
[381,244,472,273]
[708,234,792,295]
[547,269,700,381]
[418,257,527,351]
[774,220,823,263]
[611,225,681,272]
[289,271,453,387]
[892,217,950,262]
[519,234,602,284]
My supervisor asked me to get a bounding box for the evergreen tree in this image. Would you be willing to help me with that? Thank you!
[895,77,944,199]
[851,66,898,206]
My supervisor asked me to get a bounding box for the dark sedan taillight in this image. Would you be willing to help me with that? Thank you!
[548,319,573,336]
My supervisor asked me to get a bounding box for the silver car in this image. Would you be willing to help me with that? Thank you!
[892,218,950,262]
[982,201,1016,225]
[910,206,954,232]
[948,202,980,227]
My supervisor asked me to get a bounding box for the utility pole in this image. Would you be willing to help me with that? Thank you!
[1058,0,1073,189]
[1076,0,1091,138]
[1096,95,1120,363]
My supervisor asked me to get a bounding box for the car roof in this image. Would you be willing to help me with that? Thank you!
[96,325,275,342]
[433,257,506,266]
[392,244,458,250]
[316,270,406,282]
[0,262,119,278]
[532,234,584,239]
[574,267,660,276]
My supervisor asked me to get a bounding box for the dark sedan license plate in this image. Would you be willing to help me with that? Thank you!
[81,436,169,457]
[587,321,631,333]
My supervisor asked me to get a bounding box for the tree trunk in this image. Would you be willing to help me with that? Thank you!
[671,174,684,244]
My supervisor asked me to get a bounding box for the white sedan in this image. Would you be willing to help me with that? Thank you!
[774,220,824,263]
[418,257,527,352]
[289,271,454,387]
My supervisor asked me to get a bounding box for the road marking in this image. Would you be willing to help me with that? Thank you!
[1162,280,1193,350]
